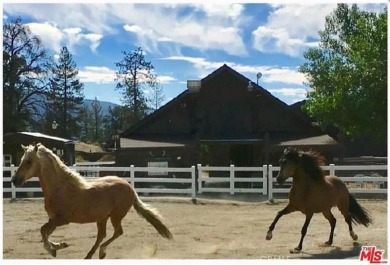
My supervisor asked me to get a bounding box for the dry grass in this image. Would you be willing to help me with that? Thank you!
[75,142,103,153]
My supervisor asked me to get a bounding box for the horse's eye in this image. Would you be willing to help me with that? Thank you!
[26,160,32,165]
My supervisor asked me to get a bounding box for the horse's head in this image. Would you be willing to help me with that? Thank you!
[276,147,301,184]
[11,143,42,187]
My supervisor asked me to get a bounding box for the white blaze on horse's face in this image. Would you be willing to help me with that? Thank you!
[11,145,41,187]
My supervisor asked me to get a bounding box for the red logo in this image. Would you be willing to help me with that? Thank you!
[360,246,387,264]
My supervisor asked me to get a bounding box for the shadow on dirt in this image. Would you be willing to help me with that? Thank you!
[301,243,362,259]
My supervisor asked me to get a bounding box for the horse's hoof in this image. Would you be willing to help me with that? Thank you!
[55,242,69,250]
[99,246,107,259]
[266,231,273,240]
[320,241,332,247]
[290,247,301,254]
[60,242,69,248]
[50,248,57,258]
[350,232,358,241]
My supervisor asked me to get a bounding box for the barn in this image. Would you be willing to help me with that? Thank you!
[3,132,76,166]
[116,64,341,169]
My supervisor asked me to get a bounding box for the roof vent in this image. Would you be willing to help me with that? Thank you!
[187,80,201,93]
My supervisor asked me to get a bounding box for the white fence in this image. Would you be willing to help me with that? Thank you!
[3,164,388,200]
[197,164,267,195]
[3,165,196,199]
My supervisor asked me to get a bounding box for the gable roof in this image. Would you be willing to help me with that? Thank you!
[120,90,189,137]
[201,64,290,110]
[121,64,321,138]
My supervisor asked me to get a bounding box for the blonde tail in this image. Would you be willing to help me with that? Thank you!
[133,196,173,240]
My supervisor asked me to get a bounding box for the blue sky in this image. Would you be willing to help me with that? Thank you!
[3,3,387,106]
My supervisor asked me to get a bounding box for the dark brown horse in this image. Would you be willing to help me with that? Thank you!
[11,143,173,259]
[266,148,372,253]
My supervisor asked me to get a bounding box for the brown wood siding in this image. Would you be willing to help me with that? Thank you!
[197,70,252,138]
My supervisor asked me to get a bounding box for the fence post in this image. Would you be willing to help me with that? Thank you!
[230,165,234,195]
[329,164,335,177]
[191,166,196,200]
[262,165,267,195]
[197,164,202,194]
[268,165,273,201]
[130,165,135,188]
[11,164,16,199]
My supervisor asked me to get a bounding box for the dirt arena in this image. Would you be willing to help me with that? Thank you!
[3,197,387,260]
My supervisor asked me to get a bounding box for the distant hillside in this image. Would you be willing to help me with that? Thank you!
[83,99,120,114]
[30,97,120,121]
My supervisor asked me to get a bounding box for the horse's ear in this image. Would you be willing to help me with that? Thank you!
[21,144,28,151]
[34,144,39,152]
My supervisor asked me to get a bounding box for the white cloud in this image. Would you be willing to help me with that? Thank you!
[78,66,176,85]
[267,88,308,104]
[63,27,103,53]
[4,4,113,34]
[162,56,306,86]
[25,23,103,54]
[252,26,312,57]
[26,22,64,52]
[4,3,247,56]
[83,33,103,53]
[268,87,307,97]
[252,4,337,57]
[78,66,116,84]
[123,24,143,34]
[190,3,244,20]
[157,75,176,84]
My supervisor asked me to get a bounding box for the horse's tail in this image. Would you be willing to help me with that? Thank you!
[349,193,372,227]
[133,195,173,240]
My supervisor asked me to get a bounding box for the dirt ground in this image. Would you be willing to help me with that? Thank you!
[3,197,387,260]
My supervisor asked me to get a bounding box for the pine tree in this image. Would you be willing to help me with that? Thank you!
[78,105,93,142]
[91,97,104,142]
[46,46,84,138]
[115,47,156,125]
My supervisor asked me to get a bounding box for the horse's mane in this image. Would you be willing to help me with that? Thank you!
[35,144,91,189]
[286,148,326,181]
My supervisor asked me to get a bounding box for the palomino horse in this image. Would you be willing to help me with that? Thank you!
[11,143,173,259]
[266,148,372,253]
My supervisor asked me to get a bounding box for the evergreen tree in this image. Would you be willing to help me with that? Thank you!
[115,47,156,125]
[46,46,84,138]
[78,105,94,142]
[91,97,104,142]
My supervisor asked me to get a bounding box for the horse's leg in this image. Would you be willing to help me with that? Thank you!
[290,212,313,254]
[338,205,358,241]
[99,215,124,259]
[41,217,69,257]
[84,217,108,259]
[266,204,295,240]
[322,210,336,246]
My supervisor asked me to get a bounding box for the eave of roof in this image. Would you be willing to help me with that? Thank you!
[274,134,341,147]
[120,137,195,149]
[5,132,76,143]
